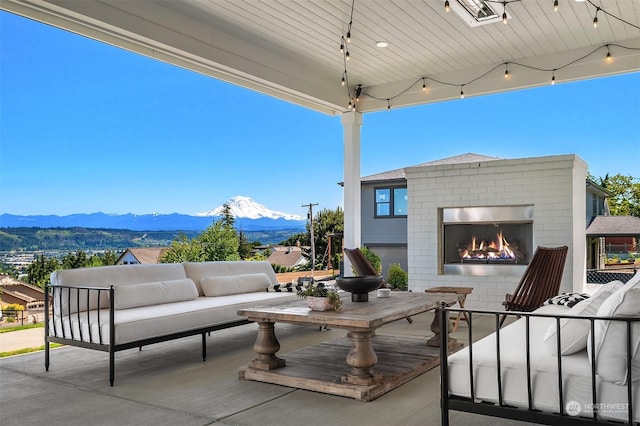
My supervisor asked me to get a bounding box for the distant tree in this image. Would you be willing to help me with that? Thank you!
[220,203,235,227]
[99,250,119,266]
[26,254,60,288]
[309,207,344,269]
[198,220,240,261]
[237,231,254,260]
[62,250,90,269]
[0,262,19,278]
[279,232,309,247]
[159,233,203,263]
[596,174,640,217]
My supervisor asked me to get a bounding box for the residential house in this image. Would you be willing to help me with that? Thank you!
[266,245,309,270]
[115,247,166,265]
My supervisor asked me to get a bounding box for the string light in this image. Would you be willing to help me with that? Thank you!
[502,2,508,25]
[444,0,450,13]
[337,0,640,112]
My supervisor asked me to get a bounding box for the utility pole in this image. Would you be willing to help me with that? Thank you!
[302,202,318,278]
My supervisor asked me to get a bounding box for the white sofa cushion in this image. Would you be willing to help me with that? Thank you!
[183,261,278,296]
[543,281,624,355]
[51,263,188,314]
[201,273,271,296]
[114,278,198,310]
[590,271,640,385]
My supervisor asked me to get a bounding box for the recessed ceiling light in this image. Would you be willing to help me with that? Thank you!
[375,41,389,48]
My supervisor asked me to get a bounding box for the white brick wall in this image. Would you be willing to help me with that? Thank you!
[406,154,588,310]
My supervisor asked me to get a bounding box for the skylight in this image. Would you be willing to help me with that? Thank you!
[458,0,498,21]
[448,0,506,27]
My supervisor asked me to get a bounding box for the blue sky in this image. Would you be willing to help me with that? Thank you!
[1,11,639,217]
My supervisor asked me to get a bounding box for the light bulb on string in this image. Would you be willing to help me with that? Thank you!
[346,31,351,43]
[502,2,508,25]
[551,70,556,85]
[553,0,558,12]
[346,51,350,61]
[387,100,391,111]
[460,86,465,99]
[445,0,450,12]
[422,78,428,93]
[606,47,612,63]
[341,73,346,87]
[593,8,599,28]
[504,64,510,79]
[340,42,344,54]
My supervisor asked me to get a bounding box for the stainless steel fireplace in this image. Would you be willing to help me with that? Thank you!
[441,205,534,276]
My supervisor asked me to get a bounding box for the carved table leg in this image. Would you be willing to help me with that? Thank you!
[427,303,458,349]
[342,330,382,385]
[248,321,286,370]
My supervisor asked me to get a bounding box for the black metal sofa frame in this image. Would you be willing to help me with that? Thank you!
[439,307,639,426]
[44,285,250,386]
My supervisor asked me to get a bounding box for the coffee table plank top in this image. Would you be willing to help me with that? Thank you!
[237,292,459,329]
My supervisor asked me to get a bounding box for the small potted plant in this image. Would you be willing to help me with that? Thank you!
[297,282,342,312]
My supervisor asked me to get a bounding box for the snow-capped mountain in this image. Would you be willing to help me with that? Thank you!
[195,196,304,221]
[0,196,306,231]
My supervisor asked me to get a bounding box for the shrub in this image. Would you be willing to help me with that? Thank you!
[359,247,381,274]
[387,263,408,290]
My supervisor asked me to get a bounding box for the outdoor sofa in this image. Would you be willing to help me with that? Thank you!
[440,271,640,425]
[45,261,299,385]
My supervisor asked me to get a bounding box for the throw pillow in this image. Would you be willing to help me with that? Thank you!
[543,281,624,356]
[266,282,304,293]
[114,278,198,310]
[590,275,640,385]
[543,292,590,308]
[201,273,271,297]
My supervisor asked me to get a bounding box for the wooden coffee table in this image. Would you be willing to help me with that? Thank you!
[237,292,460,401]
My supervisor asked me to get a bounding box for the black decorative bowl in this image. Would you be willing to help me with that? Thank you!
[336,275,384,302]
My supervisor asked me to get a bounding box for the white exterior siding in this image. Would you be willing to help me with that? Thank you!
[406,154,588,310]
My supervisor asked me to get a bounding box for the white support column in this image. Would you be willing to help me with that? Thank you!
[342,111,363,276]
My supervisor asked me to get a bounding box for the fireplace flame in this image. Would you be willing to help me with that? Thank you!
[460,230,518,260]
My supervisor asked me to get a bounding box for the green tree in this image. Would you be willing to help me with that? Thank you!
[308,207,344,269]
[159,233,203,263]
[360,246,381,274]
[62,250,90,269]
[220,203,235,227]
[198,220,240,261]
[237,231,254,260]
[26,254,60,288]
[596,174,640,217]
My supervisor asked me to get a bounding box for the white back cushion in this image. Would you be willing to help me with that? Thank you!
[183,261,278,295]
[590,272,640,385]
[51,263,187,314]
[543,281,623,355]
[200,273,271,296]
[114,278,198,310]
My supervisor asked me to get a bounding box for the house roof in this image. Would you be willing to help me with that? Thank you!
[361,153,501,183]
[586,215,640,237]
[267,246,308,269]
[117,247,167,264]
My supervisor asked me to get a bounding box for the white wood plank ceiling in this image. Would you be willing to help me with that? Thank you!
[2,0,639,115]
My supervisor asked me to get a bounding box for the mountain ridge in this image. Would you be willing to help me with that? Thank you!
[0,197,306,232]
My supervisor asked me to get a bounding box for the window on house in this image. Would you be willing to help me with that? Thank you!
[375,187,407,217]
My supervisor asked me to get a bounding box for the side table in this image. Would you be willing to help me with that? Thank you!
[424,286,473,332]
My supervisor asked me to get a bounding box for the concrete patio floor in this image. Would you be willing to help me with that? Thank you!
[0,311,536,426]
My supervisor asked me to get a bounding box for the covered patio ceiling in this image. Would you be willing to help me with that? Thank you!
[2,0,639,116]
